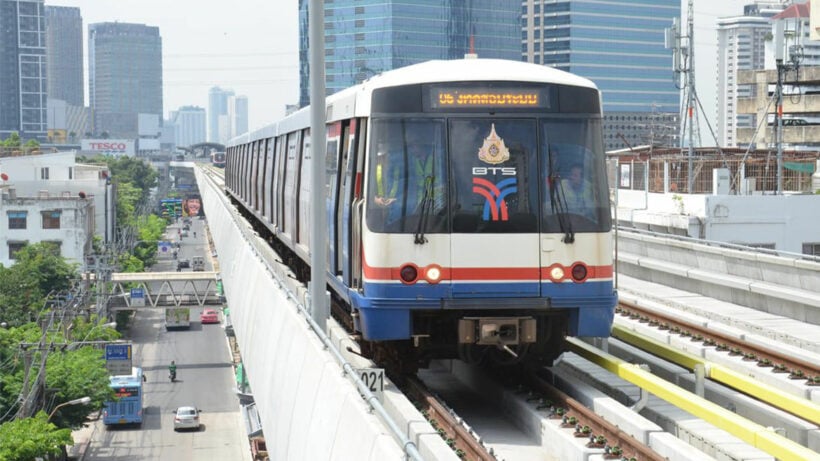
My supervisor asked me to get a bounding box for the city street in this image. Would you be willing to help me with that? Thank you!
[81,218,250,460]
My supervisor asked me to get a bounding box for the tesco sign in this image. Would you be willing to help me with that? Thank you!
[81,139,135,156]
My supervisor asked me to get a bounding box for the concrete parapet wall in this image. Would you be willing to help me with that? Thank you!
[197,170,406,460]
[617,231,820,325]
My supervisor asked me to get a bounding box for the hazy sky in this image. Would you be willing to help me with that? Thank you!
[49,1,752,142]
[51,0,300,132]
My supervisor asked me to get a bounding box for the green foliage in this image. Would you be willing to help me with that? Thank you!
[1,132,21,148]
[0,412,72,460]
[0,243,78,326]
[45,347,115,428]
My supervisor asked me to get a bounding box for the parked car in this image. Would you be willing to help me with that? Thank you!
[200,309,219,324]
[173,406,201,431]
[177,259,190,270]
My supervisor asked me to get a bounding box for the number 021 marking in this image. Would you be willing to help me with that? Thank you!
[358,368,384,393]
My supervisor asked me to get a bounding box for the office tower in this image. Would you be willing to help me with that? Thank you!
[0,0,47,141]
[170,106,206,148]
[229,95,248,138]
[297,0,520,106]
[522,0,680,150]
[208,86,234,142]
[88,22,162,138]
[46,6,83,107]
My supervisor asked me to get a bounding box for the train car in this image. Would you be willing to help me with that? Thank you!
[211,151,226,168]
[225,58,616,368]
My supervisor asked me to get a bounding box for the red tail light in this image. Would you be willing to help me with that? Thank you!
[400,264,418,284]
[571,264,588,282]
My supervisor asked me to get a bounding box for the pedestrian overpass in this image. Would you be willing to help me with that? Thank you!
[108,271,222,309]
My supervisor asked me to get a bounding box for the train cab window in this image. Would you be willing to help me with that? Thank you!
[448,119,539,233]
[541,119,611,233]
[367,119,447,233]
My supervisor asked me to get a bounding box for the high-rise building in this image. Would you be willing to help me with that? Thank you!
[297,0,520,106]
[716,11,771,147]
[170,105,206,148]
[208,86,234,142]
[0,0,47,141]
[45,6,83,107]
[229,95,248,137]
[88,22,162,138]
[522,0,680,151]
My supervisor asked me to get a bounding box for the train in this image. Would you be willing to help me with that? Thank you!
[225,58,616,369]
[211,151,226,168]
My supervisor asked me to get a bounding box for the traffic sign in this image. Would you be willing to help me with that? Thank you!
[105,343,131,361]
[105,343,133,375]
[130,288,145,307]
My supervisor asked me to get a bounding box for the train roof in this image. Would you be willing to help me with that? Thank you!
[231,58,598,146]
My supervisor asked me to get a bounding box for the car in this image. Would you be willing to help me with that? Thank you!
[177,259,190,270]
[173,406,200,431]
[200,309,219,324]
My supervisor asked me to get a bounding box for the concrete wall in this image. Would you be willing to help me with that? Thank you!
[617,189,820,253]
[197,171,421,460]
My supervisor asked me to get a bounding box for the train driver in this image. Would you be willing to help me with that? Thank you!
[561,162,594,219]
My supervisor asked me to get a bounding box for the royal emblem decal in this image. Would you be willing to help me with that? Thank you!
[477,123,510,165]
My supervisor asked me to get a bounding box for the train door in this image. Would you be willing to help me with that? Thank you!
[297,129,311,254]
[251,140,260,212]
[282,131,301,244]
[262,138,273,222]
[335,120,354,282]
[325,122,343,277]
[349,119,367,289]
[273,136,286,232]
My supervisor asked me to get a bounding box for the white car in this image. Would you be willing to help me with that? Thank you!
[173,406,200,431]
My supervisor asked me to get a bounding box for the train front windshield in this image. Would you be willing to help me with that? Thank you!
[366,115,611,235]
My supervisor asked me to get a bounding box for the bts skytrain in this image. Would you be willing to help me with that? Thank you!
[225,58,617,368]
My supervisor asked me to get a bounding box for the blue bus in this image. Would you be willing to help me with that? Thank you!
[103,367,144,426]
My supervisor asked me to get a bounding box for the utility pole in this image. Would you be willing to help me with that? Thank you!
[773,20,802,195]
[667,0,699,193]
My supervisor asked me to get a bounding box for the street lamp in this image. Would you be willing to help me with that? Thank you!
[48,396,91,421]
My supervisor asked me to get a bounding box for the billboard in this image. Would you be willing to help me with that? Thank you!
[81,139,135,156]
[813,0,820,41]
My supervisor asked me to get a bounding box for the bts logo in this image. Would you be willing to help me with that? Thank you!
[473,178,517,221]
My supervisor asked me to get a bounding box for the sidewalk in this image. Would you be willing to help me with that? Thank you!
[67,414,98,461]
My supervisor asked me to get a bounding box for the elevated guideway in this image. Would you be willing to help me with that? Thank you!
[193,169,454,460]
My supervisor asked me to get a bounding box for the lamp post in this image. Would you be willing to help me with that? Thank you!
[48,396,91,421]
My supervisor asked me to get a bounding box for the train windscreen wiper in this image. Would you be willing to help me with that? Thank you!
[547,149,575,244]
[414,176,435,244]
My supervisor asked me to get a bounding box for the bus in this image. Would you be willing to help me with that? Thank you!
[166,307,191,329]
[103,367,144,426]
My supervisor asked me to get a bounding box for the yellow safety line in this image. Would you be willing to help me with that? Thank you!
[611,324,820,426]
[566,337,820,461]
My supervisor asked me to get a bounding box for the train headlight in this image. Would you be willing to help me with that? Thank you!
[425,265,442,284]
[549,266,565,281]
[400,264,419,284]
[571,264,588,282]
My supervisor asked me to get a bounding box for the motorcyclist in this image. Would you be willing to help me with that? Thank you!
[169,361,177,381]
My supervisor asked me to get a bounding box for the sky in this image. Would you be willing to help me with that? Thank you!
[51,0,300,132]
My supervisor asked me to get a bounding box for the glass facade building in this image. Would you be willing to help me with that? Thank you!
[46,6,83,107]
[522,0,680,150]
[0,0,47,141]
[298,0,520,107]
[88,22,162,138]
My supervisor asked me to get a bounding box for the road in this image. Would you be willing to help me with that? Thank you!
[84,217,251,460]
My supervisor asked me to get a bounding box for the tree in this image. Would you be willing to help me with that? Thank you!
[45,347,116,428]
[0,413,72,461]
[0,243,77,326]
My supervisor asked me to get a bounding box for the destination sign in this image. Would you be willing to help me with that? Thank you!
[429,86,549,110]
